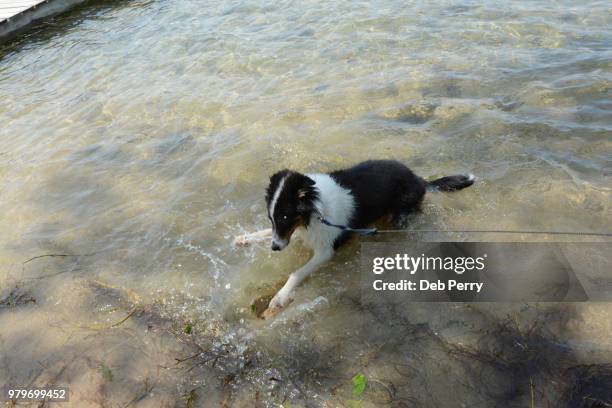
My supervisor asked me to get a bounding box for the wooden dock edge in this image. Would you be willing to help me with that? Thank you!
[0,0,89,44]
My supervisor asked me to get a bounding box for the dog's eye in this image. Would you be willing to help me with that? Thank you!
[277,215,292,226]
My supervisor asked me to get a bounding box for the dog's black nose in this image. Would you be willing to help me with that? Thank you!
[271,243,281,251]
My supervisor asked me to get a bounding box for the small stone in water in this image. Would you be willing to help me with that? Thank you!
[251,294,273,319]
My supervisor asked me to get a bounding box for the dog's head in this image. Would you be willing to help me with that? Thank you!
[265,170,318,251]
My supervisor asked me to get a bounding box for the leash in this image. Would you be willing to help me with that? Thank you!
[317,216,378,235]
[316,216,612,237]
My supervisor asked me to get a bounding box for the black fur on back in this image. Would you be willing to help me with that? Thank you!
[329,160,473,249]
[330,160,427,248]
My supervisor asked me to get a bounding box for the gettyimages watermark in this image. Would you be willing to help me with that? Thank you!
[361,242,611,302]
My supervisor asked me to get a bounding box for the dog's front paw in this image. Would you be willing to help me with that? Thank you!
[262,292,293,319]
[232,234,251,247]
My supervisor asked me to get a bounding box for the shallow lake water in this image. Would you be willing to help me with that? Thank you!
[1,0,611,406]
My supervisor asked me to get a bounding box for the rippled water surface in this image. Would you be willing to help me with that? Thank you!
[1,0,611,406]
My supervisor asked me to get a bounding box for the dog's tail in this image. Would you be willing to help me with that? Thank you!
[426,174,475,192]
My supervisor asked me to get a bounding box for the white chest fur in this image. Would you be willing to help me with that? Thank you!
[301,173,355,251]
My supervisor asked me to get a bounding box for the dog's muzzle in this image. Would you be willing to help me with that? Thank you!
[271,234,288,251]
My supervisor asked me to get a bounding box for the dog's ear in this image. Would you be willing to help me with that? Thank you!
[297,176,315,197]
[296,175,317,214]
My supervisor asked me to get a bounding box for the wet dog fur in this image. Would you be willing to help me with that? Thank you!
[234,160,475,318]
